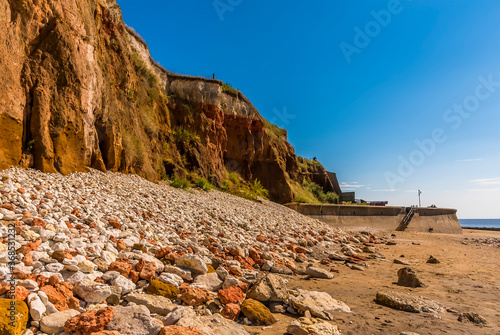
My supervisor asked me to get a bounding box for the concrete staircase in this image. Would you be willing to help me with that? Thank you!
[396,207,416,231]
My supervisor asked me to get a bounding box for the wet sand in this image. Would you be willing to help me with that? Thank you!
[244,229,500,335]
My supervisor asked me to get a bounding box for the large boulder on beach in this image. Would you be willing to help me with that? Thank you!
[375,291,444,313]
[288,289,351,320]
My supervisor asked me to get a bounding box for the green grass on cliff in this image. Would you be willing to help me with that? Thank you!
[222,82,238,95]
[263,119,287,139]
[170,176,191,189]
[173,127,200,145]
[303,178,339,204]
[297,156,325,173]
[289,179,339,204]
[220,171,269,201]
[131,52,158,87]
[122,131,146,167]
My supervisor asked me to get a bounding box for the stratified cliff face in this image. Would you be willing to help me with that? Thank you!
[0,0,333,202]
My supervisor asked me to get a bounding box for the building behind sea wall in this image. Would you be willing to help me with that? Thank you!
[285,203,462,234]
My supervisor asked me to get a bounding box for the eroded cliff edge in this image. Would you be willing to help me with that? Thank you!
[0,0,334,202]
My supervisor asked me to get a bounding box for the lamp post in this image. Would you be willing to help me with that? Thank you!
[418,190,422,207]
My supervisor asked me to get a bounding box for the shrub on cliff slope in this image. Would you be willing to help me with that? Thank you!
[303,179,339,204]
[195,177,213,191]
[222,82,238,95]
[220,172,269,201]
[170,176,191,189]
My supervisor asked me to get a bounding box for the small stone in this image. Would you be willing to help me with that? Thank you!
[218,286,245,304]
[105,305,163,335]
[397,267,425,288]
[163,266,193,281]
[221,303,241,321]
[147,279,179,299]
[163,306,196,326]
[192,272,223,291]
[158,273,184,288]
[73,278,112,303]
[138,259,157,281]
[28,293,46,322]
[109,259,133,277]
[175,254,208,275]
[287,317,341,335]
[394,259,410,265]
[246,274,288,302]
[125,293,177,316]
[159,326,205,335]
[111,275,135,294]
[64,307,114,334]
[426,256,440,264]
[40,309,80,334]
[458,312,487,325]
[180,287,211,306]
[269,302,286,313]
[305,266,334,279]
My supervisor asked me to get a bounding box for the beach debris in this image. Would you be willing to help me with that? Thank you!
[375,291,444,313]
[457,312,487,325]
[397,267,426,288]
[426,255,440,264]
[386,241,397,245]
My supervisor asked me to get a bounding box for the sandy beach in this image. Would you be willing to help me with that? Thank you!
[246,229,500,335]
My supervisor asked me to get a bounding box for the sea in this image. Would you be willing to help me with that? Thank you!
[459,219,500,229]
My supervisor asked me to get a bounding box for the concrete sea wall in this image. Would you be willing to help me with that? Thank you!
[285,204,462,234]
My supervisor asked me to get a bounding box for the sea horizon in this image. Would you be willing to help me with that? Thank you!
[459,218,500,228]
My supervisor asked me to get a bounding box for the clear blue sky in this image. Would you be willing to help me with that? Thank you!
[118,0,500,218]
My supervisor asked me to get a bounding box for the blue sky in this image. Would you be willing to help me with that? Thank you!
[118,0,500,218]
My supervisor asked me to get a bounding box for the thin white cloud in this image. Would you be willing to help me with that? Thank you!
[468,188,500,192]
[340,182,364,190]
[367,188,396,192]
[405,189,418,193]
[456,158,482,162]
[470,178,500,186]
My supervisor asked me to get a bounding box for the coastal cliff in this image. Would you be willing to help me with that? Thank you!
[0,0,334,202]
